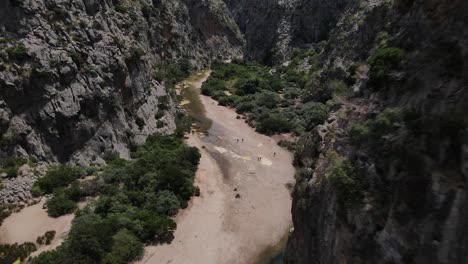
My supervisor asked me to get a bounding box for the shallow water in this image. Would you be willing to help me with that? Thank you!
[179,71,213,134]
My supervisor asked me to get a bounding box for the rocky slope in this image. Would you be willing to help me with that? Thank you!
[282,0,468,263]
[0,0,243,165]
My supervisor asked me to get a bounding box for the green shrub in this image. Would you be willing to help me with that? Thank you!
[255,91,280,109]
[257,114,292,135]
[328,159,362,206]
[153,61,192,86]
[37,231,56,246]
[152,190,181,216]
[369,47,405,86]
[300,102,328,131]
[236,78,260,95]
[0,242,37,261]
[349,123,371,145]
[235,100,255,113]
[325,80,350,97]
[6,42,28,61]
[31,185,42,197]
[129,46,145,61]
[85,166,99,176]
[31,64,54,79]
[46,191,77,217]
[103,150,120,163]
[103,229,144,263]
[0,205,13,226]
[34,165,84,194]
[174,114,192,138]
[349,108,403,145]
[44,231,56,245]
[115,4,128,13]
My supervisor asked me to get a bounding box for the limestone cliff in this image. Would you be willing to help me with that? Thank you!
[223,0,351,63]
[284,0,468,263]
[0,0,243,164]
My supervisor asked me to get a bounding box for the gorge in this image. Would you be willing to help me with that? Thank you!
[0,0,467,263]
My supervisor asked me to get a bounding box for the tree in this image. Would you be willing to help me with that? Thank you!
[46,192,77,217]
[154,190,181,216]
[236,78,260,95]
[103,229,143,264]
[35,165,84,193]
[368,47,405,86]
[301,102,328,131]
[255,91,280,109]
[257,114,292,135]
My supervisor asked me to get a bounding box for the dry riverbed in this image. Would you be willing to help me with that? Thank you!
[0,71,295,264]
[138,71,295,264]
[0,199,84,258]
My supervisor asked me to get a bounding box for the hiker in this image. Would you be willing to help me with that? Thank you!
[274,152,276,157]
[242,138,244,143]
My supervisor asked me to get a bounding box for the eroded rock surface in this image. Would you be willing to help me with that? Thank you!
[0,0,243,164]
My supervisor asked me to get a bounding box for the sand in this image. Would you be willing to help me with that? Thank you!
[138,71,295,264]
[0,199,75,256]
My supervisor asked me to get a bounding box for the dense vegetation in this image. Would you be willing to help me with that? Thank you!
[327,158,363,206]
[30,134,200,264]
[0,242,37,261]
[153,59,193,88]
[368,46,405,87]
[201,53,330,136]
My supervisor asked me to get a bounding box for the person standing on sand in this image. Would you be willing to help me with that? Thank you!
[242,138,244,143]
[274,152,276,157]
[237,139,239,143]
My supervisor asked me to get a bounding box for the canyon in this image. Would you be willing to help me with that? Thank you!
[1,0,467,263]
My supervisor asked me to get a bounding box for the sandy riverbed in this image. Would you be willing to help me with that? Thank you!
[138,71,295,264]
[0,199,75,257]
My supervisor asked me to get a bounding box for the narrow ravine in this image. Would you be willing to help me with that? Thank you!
[138,71,295,264]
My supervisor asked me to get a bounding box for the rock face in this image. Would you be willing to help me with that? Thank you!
[284,0,468,263]
[223,0,351,63]
[0,0,243,164]
[0,163,47,206]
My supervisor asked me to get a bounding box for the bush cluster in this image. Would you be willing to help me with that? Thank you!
[31,135,200,264]
[0,242,37,261]
[153,59,192,87]
[201,59,330,135]
[36,231,56,245]
[33,165,85,194]
[327,159,363,206]
[350,108,403,146]
[368,47,405,86]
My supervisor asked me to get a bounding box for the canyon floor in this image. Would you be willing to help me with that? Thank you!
[0,199,88,258]
[138,71,295,264]
[0,71,295,264]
